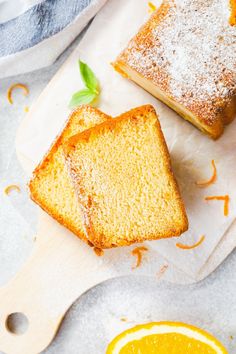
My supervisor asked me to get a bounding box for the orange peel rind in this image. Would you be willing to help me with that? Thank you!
[176,235,205,250]
[205,195,229,216]
[131,246,148,268]
[106,321,228,354]
[7,83,29,104]
[4,184,21,195]
[196,160,217,187]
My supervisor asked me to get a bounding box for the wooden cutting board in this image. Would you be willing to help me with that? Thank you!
[1,0,236,353]
[0,209,117,354]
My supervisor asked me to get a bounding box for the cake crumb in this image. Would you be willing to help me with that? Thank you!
[94,247,104,257]
[157,264,168,279]
[120,317,127,322]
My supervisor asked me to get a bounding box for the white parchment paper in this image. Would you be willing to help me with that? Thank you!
[16,0,236,281]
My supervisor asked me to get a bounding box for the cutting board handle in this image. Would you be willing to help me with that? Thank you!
[0,266,62,354]
[0,211,111,354]
[0,244,64,354]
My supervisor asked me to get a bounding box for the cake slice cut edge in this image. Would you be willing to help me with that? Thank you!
[64,104,188,249]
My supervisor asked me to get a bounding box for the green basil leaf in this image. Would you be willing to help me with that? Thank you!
[68,88,97,109]
[79,60,99,94]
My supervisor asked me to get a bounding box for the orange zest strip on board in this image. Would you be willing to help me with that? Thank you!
[196,160,217,187]
[229,0,236,26]
[4,184,21,195]
[7,83,29,104]
[157,264,168,279]
[176,235,205,250]
[148,2,157,13]
[132,246,148,268]
[205,195,229,216]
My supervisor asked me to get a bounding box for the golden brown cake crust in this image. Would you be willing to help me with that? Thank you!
[29,105,110,243]
[64,105,188,248]
[113,0,236,139]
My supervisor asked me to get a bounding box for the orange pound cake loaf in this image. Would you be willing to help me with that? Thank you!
[64,105,188,248]
[29,106,109,242]
[113,0,236,139]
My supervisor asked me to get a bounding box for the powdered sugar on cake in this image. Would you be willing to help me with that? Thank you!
[123,0,236,109]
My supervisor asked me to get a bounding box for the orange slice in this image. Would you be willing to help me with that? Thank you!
[106,322,228,354]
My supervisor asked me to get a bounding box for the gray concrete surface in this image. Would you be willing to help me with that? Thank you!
[0,31,236,353]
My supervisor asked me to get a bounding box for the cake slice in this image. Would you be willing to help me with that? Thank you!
[29,105,109,242]
[64,105,188,248]
[113,0,236,139]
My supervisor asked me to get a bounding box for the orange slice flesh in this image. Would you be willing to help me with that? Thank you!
[106,322,228,354]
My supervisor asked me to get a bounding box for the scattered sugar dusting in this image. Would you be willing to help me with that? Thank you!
[124,0,236,120]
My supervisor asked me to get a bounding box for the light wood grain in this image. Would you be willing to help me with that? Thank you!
[0,211,112,354]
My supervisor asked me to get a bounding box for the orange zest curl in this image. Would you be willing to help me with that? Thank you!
[176,235,205,250]
[205,195,229,216]
[4,184,21,195]
[7,83,29,104]
[196,160,217,187]
[132,246,148,269]
[148,2,157,13]
[229,0,236,26]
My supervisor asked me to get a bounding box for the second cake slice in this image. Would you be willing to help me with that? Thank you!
[29,105,109,243]
[64,105,188,248]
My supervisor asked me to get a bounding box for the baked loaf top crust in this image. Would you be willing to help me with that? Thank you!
[114,0,236,138]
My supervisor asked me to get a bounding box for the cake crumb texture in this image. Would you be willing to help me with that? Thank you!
[65,105,188,248]
[29,105,109,241]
